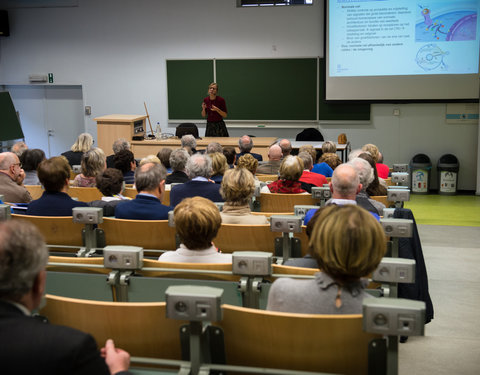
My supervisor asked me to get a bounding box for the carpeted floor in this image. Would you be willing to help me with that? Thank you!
[403,194,480,226]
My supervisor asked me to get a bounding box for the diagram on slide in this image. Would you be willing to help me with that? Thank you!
[416,3,477,42]
[415,44,449,71]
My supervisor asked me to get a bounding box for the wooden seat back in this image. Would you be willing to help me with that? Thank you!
[214,224,281,254]
[99,217,176,250]
[122,187,138,199]
[40,294,185,359]
[217,304,380,375]
[67,187,103,202]
[140,259,239,281]
[24,185,43,200]
[256,174,278,183]
[259,193,317,212]
[371,195,395,208]
[47,256,108,274]
[11,214,83,248]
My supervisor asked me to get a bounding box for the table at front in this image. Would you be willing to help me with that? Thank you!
[131,137,278,160]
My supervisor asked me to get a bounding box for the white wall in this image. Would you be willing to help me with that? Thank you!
[0,0,478,190]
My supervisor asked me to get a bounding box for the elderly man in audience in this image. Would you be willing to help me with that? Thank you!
[158,197,232,263]
[170,153,223,206]
[220,168,268,224]
[115,163,171,220]
[256,144,283,175]
[267,204,386,314]
[26,157,89,216]
[303,163,363,225]
[106,138,131,168]
[0,152,32,203]
[349,157,385,216]
[166,148,190,184]
[298,151,328,189]
[0,220,131,374]
[180,134,197,154]
[10,141,28,157]
[206,141,223,154]
[236,135,263,163]
[278,139,292,158]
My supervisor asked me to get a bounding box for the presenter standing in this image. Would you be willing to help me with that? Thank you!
[201,82,229,137]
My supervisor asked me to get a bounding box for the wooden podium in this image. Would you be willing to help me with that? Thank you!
[95,114,147,154]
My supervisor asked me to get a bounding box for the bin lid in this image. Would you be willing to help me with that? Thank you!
[410,153,431,168]
[438,153,459,170]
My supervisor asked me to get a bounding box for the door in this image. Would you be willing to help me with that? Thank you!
[7,85,84,157]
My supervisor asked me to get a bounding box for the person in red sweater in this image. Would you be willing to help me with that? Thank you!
[298,151,328,188]
[362,144,390,179]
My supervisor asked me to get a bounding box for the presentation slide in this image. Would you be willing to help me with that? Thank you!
[329,0,480,77]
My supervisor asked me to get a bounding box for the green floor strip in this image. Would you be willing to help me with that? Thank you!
[404,194,480,227]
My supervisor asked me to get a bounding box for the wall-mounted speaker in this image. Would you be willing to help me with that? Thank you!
[0,10,9,37]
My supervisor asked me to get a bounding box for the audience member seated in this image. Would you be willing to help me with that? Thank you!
[27,157,88,216]
[261,155,309,194]
[235,135,262,163]
[158,197,231,263]
[220,168,268,224]
[106,138,130,168]
[357,152,388,196]
[156,148,172,173]
[10,141,28,157]
[115,163,172,220]
[0,220,132,374]
[61,133,93,167]
[206,142,223,154]
[180,134,197,154]
[267,204,386,314]
[278,139,292,158]
[298,144,320,171]
[20,149,46,185]
[223,146,236,168]
[256,144,282,175]
[0,152,32,203]
[88,168,130,216]
[210,152,229,184]
[303,163,364,225]
[311,148,334,177]
[139,154,161,166]
[165,149,190,184]
[170,153,223,207]
[318,152,342,171]
[349,158,385,216]
[114,150,136,185]
[362,143,390,179]
[237,154,261,189]
[321,140,337,155]
[298,151,328,191]
[72,148,106,187]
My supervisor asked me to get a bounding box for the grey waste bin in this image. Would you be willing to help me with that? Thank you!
[410,154,432,194]
[437,154,459,195]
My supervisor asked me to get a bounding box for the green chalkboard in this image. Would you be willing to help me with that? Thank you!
[167,60,214,120]
[0,92,24,141]
[166,58,370,122]
[216,58,317,120]
[318,59,370,121]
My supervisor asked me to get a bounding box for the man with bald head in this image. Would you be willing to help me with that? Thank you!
[236,135,263,163]
[0,152,32,203]
[256,144,283,174]
[278,139,292,158]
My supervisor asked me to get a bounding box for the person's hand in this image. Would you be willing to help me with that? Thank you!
[15,169,26,185]
[211,105,219,112]
[100,339,130,375]
[201,102,207,110]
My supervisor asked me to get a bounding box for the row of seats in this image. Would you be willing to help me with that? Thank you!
[24,184,395,212]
